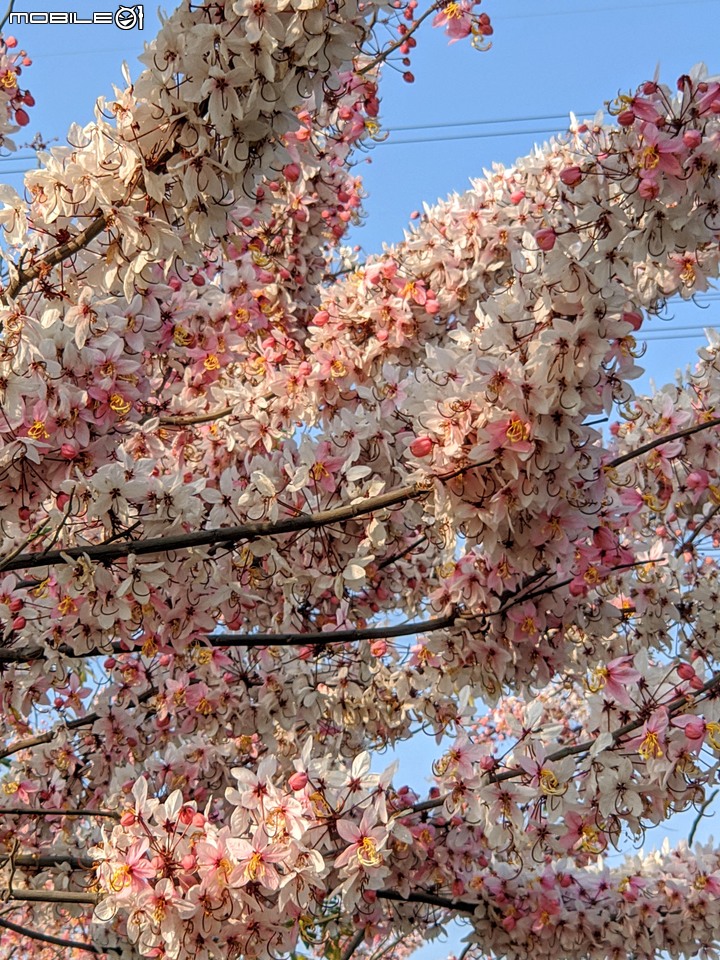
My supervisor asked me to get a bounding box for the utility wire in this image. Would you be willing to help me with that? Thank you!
[386,110,596,133]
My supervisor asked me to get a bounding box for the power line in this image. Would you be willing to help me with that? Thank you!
[387,110,596,133]
[495,0,719,19]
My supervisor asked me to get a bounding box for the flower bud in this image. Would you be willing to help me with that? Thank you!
[535,227,557,251]
[288,771,309,791]
[560,165,582,186]
[409,435,434,457]
[370,639,388,657]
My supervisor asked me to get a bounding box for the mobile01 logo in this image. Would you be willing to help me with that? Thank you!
[9,4,144,28]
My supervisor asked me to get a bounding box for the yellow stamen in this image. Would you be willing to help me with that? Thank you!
[173,325,193,347]
[539,769,566,796]
[505,418,530,443]
[638,731,663,760]
[246,852,263,881]
[357,837,381,867]
[28,420,49,440]
[109,394,132,415]
[641,145,660,169]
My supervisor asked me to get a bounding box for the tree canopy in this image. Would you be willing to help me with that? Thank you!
[1,3,720,959]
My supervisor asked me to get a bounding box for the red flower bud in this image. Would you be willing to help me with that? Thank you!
[560,165,582,186]
[535,227,557,251]
[288,771,309,791]
[409,435,434,457]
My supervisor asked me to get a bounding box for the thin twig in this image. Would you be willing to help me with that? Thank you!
[0,0,16,32]
[676,502,720,557]
[359,2,440,75]
[688,788,719,847]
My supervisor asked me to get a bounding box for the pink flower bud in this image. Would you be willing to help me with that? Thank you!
[57,492,71,509]
[181,854,197,871]
[409,435,434,457]
[8,598,23,613]
[60,443,78,460]
[638,177,659,200]
[622,309,643,331]
[5,35,17,47]
[617,109,636,126]
[560,165,582,186]
[283,163,301,183]
[191,273,205,287]
[288,771,309,791]
[683,129,702,148]
[370,639,388,657]
[683,718,706,740]
[535,227,557,251]
[677,663,696,680]
[14,108,29,126]
[12,616,26,630]
[120,810,137,827]
[510,189,525,205]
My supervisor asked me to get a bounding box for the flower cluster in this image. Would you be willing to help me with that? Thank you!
[2,3,720,958]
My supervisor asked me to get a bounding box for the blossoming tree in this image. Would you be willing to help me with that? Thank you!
[1,1,720,958]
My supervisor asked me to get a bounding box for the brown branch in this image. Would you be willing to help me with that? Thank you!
[607,416,720,470]
[158,406,235,426]
[0,481,430,574]
[376,535,428,571]
[359,2,440,75]
[11,855,94,870]
[1,808,118,820]
[342,928,366,960]
[2,889,98,904]
[688,788,719,847]
[676,502,720,556]
[3,213,108,303]
[377,889,475,915]
[0,610,461,665]
[397,668,720,818]
[0,915,113,955]
[0,688,155,761]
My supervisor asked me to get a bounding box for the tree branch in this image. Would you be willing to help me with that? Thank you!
[10,854,94,870]
[158,406,235,426]
[377,889,475,915]
[0,481,430,574]
[0,688,155,761]
[1,807,118,820]
[0,915,115,955]
[1,889,98,904]
[342,928,366,960]
[688,788,719,847]
[46,611,457,662]
[3,213,108,303]
[607,416,720,469]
